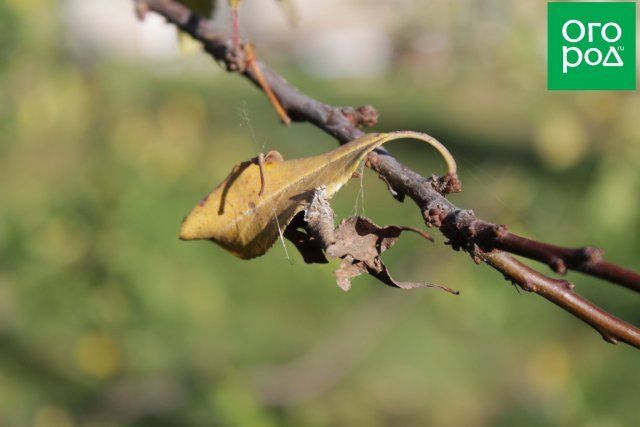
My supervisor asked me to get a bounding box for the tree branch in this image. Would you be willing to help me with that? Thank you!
[480,251,640,347]
[469,222,640,293]
[132,0,640,349]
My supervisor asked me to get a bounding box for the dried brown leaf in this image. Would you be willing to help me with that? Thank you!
[327,217,458,294]
[283,212,329,264]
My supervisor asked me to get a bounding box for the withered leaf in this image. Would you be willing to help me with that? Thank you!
[283,212,329,264]
[326,217,459,294]
[180,131,456,259]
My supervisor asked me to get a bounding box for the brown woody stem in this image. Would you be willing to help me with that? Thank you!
[486,226,640,293]
[245,44,292,125]
[481,251,640,349]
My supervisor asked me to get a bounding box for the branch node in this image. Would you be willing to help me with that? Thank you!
[580,246,604,264]
[424,206,445,228]
[437,173,462,195]
[340,105,379,128]
[491,224,508,238]
[470,244,483,264]
[559,279,575,291]
[550,258,567,275]
[439,209,475,251]
[225,44,247,72]
[520,280,538,293]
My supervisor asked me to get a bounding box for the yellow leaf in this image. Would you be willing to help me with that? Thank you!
[180,131,456,259]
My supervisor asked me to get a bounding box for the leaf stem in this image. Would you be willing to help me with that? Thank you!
[391,131,457,176]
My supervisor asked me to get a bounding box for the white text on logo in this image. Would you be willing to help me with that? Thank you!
[561,19,624,73]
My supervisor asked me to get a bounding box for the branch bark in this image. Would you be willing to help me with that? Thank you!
[133,0,640,349]
[470,223,640,293]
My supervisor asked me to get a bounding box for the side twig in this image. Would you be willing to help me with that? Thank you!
[469,221,640,293]
[481,251,640,347]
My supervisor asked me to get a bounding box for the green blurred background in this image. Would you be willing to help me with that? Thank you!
[1,0,639,426]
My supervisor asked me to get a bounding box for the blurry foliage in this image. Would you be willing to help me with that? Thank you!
[0,1,19,76]
[0,1,639,426]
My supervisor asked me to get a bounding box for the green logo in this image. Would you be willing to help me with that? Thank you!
[548,2,636,90]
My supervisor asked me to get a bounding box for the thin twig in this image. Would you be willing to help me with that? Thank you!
[480,251,640,349]
[470,222,640,293]
[244,44,292,126]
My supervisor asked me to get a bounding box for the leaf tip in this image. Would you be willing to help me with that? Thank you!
[179,212,204,241]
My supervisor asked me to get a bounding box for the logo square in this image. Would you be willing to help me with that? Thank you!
[548,2,636,90]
